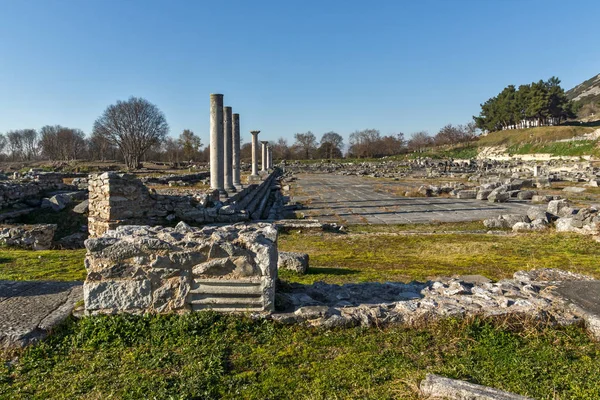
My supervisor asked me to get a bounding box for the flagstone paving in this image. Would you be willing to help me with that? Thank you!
[291,174,534,224]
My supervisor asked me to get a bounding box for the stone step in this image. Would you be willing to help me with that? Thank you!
[189,296,263,306]
[190,284,263,295]
[191,303,265,312]
[191,279,263,294]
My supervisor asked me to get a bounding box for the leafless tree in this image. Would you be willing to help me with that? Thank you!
[0,134,7,156]
[163,137,183,165]
[319,132,344,159]
[178,129,202,161]
[40,125,87,160]
[293,131,317,159]
[6,130,31,160]
[93,97,169,169]
[348,129,381,158]
[88,131,118,161]
[407,131,433,152]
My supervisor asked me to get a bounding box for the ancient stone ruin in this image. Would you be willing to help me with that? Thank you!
[84,222,278,315]
[87,171,281,237]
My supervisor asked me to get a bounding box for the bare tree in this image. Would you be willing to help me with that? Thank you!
[6,130,26,160]
[407,131,433,153]
[178,129,202,161]
[319,132,344,159]
[93,97,169,169]
[272,137,291,160]
[163,137,183,165]
[348,129,381,158]
[0,134,7,156]
[293,131,317,159]
[88,131,118,161]
[40,125,86,160]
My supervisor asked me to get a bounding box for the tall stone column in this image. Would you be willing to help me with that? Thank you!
[232,113,241,189]
[261,141,268,172]
[223,106,235,193]
[250,130,260,178]
[210,94,225,195]
[266,146,272,169]
[269,147,273,169]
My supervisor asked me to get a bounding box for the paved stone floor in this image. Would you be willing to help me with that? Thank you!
[0,280,82,348]
[292,174,535,224]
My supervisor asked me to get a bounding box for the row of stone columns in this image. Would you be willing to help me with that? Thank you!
[210,94,273,195]
[210,94,242,195]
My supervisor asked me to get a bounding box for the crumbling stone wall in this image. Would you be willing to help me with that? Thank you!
[0,173,75,210]
[0,224,56,250]
[88,172,280,237]
[84,222,278,314]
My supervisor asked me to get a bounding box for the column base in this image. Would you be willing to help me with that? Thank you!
[248,175,262,183]
[225,186,236,193]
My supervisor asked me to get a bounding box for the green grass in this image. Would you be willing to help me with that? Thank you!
[477,125,595,147]
[2,312,600,399]
[0,248,86,281]
[506,140,599,157]
[406,145,479,160]
[3,227,600,398]
[278,229,600,284]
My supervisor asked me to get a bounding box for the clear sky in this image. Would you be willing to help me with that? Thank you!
[1,0,599,147]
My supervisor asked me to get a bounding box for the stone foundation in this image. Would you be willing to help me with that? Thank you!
[83,222,278,315]
[88,171,280,237]
[0,224,56,250]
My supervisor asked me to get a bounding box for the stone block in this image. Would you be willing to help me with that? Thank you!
[84,223,278,315]
[420,374,533,399]
[547,199,571,217]
[456,190,476,199]
[487,191,509,203]
[84,280,152,312]
[278,251,309,274]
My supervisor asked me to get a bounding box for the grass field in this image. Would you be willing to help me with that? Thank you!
[477,125,596,147]
[2,312,600,399]
[2,225,600,398]
[278,228,600,284]
[0,248,86,281]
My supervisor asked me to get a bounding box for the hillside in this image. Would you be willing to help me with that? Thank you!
[567,73,600,106]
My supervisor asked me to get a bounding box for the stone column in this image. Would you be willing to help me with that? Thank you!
[232,113,241,189]
[261,141,268,172]
[223,106,235,193]
[210,94,225,195]
[269,147,273,169]
[266,146,272,169]
[250,130,260,178]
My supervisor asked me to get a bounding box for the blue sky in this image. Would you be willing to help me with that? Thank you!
[0,0,598,146]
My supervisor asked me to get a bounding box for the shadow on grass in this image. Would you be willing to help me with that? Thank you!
[305,267,360,276]
[0,257,13,264]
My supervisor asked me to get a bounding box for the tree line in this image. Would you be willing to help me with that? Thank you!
[474,77,577,132]
[251,123,478,161]
[0,97,206,169]
[0,96,480,168]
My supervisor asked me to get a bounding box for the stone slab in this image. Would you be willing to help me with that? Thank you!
[292,174,533,225]
[420,373,533,399]
[0,280,82,348]
[554,281,600,339]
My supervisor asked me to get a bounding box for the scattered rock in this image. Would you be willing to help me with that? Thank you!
[278,251,309,274]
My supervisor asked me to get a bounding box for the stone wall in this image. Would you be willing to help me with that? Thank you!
[83,222,278,315]
[0,224,56,250]
[0,174,75,210]
[88,171,279,237]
